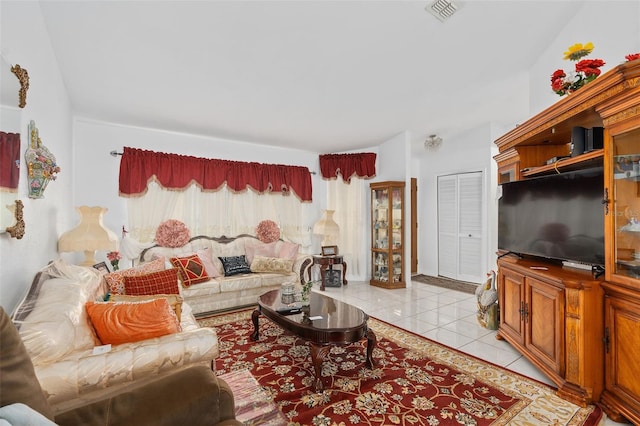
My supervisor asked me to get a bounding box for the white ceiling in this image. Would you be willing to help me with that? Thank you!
[37,1,580,153]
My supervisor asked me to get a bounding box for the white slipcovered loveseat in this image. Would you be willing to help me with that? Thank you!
[11,260,219,414]
[138,234,313,316]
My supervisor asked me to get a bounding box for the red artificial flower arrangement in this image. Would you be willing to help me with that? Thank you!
[550,42,605,96]
[625,53,640,62]
[107,251,122,271]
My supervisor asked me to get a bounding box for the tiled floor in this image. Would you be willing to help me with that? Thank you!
[315,279,628,426]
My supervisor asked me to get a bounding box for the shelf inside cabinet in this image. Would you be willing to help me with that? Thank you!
[521,149,603,178]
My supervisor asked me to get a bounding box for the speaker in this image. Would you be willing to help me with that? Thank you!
[570,126,586,157]
[586,127,604,151]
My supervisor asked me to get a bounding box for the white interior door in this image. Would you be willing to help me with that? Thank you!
[437,171,484,283]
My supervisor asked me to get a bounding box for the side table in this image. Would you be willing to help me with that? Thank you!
[312,255,347,291]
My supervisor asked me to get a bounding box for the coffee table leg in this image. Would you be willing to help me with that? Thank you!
[310,344,330,391]
[366,329,376,368]
[250,309,261,341]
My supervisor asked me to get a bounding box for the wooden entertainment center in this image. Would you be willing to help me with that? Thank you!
[494,60,640,424]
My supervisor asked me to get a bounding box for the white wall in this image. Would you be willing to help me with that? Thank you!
[529,1,640,116]
[416,123,496,281]
[376,132,408,182]
[0,1,74,313]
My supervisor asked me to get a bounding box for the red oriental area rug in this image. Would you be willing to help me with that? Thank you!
[199,310,602,426]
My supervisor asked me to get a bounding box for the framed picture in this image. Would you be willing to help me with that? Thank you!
[93,261,110,275]
[321,245,338,256]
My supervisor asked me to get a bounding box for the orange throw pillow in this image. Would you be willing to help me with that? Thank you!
[85,299,181,345]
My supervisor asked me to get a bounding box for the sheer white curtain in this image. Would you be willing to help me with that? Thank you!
[127,181,307,244]
[327,177,368,280]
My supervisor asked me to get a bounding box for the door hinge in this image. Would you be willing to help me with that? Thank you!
[603,327,610,353]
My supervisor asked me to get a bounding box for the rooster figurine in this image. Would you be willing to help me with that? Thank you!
[476,270,498,329]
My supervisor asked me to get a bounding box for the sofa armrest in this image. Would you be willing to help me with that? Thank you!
[293,254,313,285]
[55,365,242,426]
[39,327,219,408]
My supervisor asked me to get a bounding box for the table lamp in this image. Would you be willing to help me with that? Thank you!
[58,206,119,266]
[313,210,340,246]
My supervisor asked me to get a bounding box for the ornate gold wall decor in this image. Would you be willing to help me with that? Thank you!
[5,199,25,239]
[10,64,29,108]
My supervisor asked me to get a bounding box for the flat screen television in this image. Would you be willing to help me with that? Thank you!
[498,166,605,266]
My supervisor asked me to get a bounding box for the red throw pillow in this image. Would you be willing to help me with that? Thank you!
[170,254,210,287]
[86,299,181,345]
[104,257,166,295]
[124,268,180,295]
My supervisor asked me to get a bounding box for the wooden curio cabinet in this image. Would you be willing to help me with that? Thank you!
[370,181,405,289]
[597,76,640,424]
[494,59,640,418]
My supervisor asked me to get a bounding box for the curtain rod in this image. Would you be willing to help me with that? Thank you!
[110,150,317,174]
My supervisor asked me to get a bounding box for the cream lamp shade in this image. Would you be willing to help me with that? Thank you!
[313,210,340,246]
[58,206,119,266]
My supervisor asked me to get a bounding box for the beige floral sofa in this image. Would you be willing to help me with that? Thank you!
[11,260,219,414]
[138,234,313,317]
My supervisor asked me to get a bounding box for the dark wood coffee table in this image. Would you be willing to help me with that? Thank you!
[250,289,376,391]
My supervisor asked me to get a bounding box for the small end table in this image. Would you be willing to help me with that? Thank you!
[312,255,348,291]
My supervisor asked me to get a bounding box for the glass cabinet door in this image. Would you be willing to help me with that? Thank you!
[610,127,640,281]
[372,188,388,250]
[370,181,405,288]
[391,187,402,251]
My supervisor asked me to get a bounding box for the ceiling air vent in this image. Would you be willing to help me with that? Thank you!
[425,0,460,22]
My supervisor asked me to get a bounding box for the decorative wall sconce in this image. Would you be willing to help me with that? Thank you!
[25,120,60,199]
[10,64,29,108]
[5,199,25,239]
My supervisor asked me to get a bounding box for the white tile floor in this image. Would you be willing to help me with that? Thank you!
[314,279,628,426]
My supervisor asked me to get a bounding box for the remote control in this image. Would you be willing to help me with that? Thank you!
[276,307,301,315]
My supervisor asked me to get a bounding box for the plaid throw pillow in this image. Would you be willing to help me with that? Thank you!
[104,257,166,295]
[124,268,180,296]
[170,255,210,287]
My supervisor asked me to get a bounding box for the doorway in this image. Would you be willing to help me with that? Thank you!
[437,171,485,283]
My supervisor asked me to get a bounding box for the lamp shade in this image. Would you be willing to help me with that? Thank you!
[58,206,118,266]
[313,210,340,246]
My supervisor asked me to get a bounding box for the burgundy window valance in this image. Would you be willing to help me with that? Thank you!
[0,132,21,191]
[119,147,313,201]
[319,152,377,182]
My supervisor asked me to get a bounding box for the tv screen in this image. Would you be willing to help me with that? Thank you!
[498,167,605,266]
